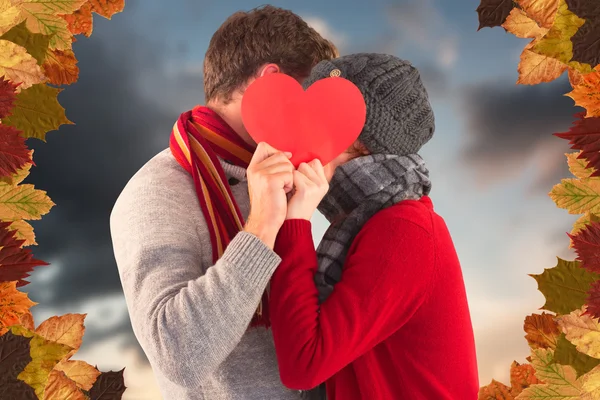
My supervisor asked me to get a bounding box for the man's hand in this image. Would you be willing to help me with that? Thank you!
[244,142,294,249]
[286,159,329,221]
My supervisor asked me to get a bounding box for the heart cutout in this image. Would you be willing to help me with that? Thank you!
[241,73,366,168]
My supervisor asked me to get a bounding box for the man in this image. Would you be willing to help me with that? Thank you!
[110,5,337,399]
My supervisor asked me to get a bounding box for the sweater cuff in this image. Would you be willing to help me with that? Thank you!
[221,231,282,286]
[275,219,313,252]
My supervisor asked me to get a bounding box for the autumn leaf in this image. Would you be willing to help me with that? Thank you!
[531,0,592,74]
[587,280,600,320]
[18,309,34,330]
[0,1,25,36]
[88,0,125,19]
[530,258,600,315]
[0,176,55,221]
[476,0,515,30]
[1,83,72,140]
[571,213,600,248]
[54,359,100,391]
[555,113,600,178]
[503,8,549,38]
[6,219,36,246]
[511,361,542,396]
[550,177,600,214]
[88,368,127,400]
[44,369,86,400]
[61,1,92,36]
[567,151,596,179]
[11,325,72,399]
[4,156,32,185]
[516,0,559,29]
[0,39,45,90]
[0,125,30,182]
[0,281,36,335]
[0,331,37,399]
[43,48,78,85]
[524,312,561,350]
[0,75,18,117]
[0,221,48,286]
[570,17,600,69]
[478,379,515,399]
[566,70,600,118]
[517,40,567,84]
[570,221,600,273]
[569,67,584,86]
[579,363,600,399]
[554,333,600,377]
[556,307,600,359]
[0,21,51,65]
[36,313,86,359]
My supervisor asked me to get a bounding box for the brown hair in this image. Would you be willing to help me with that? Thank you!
[203,5,338,103]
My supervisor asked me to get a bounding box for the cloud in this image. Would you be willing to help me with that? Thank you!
[303,16,348,51]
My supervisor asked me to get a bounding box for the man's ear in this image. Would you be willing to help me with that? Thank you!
[259,63,280,77]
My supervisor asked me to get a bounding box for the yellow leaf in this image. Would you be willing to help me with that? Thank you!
[567,151,596,179]
[550,178,600,214]
[36,313,86,359]
[580,364,600,399]
[517,40,567,85]
[11,325,72,399]
[0,1,25,36]
[557,307,600,359]
[0,154,32,185]
[44,369,86,400]
[0,280,36,334]
[516,0,560,29]
[0,179,54,220]
[0,39,45,90]
[5,219,36,246]
[54,359,100,391]
[531,0,592,74]
[571,213,600,248]
[503,8,548,39]
[566,70,600,118]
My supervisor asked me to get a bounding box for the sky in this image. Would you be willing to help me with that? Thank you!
[21,0,584,398]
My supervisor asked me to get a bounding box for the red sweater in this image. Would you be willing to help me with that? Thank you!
[270,196,478,399]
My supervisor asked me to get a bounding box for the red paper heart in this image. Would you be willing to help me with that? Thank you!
[241,73,366,167]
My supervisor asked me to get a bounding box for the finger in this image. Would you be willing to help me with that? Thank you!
[292,170,311,190]
[258,152,294,169]
[309,159,328,183]
[298,162,321,184]
[250,142,291,165]
[262,161,295,175]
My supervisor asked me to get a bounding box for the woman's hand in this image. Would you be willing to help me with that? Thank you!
[286,159,329,220]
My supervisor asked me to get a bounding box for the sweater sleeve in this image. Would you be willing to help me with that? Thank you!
[270,216,435,390]
[109,177,281,388]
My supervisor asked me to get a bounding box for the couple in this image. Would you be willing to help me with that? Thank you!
[110,5,478,400]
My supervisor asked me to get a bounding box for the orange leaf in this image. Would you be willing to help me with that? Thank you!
[44,369,86,400]
[61,2,92,36]
[524,313,561,350]
[89,0,125,19]
[569,68,584,86]
[516,0,560,29]
[0,281,36,335]
[566,70,600,118]
[502,8,548,39]
[478,379,514,399]
[35,314,86,358]
[54,359,100,391]
[509,361,542,395]
[517,41,567,85]
[18,310,34,331]
[42,48,79,85]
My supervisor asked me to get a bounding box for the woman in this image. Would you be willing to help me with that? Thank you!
[269,53,479,399]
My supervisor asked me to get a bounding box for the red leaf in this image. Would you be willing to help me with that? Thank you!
[585,279,600,319]
[569,221,600,274]
[0,222,48,287]
[476,0,515,30]
[88,368,127,399]
[555,112,600,177]
[0,76,18,119]
[0,125,30,180]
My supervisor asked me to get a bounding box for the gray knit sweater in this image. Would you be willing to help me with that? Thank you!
[110,148,301,400]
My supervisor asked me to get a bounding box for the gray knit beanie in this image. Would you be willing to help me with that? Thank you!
[302,53,435,156]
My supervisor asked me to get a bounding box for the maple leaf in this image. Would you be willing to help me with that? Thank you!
[10,325,72,399]
[587,280,600,320]
[0,221,48,286]
[0,331,36,399]
[530,258,600,315]
[518,347,583,398]
[2,155,32,186]
[511,361,542,396]
[478,379,514,399]
[36,313,86,359]
[567,151,596,179]
[44,369,86,400]
[88,368,127,400]
[569,7,600,67]
[0,75,18,117]
[531,0,592,74]
[0,124,30,181]
[524,312,561,350]
[14,0,88,50]
[517,40,567,84]
[554,333,600,377]
[555,113,600,178]
[0,178,54,222]
[476,0,515,30]
[43,48,78,85]
[0,39,45,90]
[2,83,73,140]
[0,1,26,36]
[0,21,51,65]
[570,221,600,274]
[556,306,600,360]
[550,178,600,214]
[503,8,549,38]
[0,281,36,335]
[516,0,560,29]
[571,213,600,248]
[54,359,100,391]
[6,219,36,247]
[566,70,600,118]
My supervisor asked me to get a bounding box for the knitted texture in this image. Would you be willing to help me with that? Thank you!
[303,53,435,156]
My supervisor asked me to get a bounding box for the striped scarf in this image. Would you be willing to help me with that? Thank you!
[169,105,269,328]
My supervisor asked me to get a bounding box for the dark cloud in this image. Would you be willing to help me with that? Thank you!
[459,75,580,188]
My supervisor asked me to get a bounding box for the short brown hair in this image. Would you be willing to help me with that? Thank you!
[203,5,338,103]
